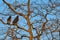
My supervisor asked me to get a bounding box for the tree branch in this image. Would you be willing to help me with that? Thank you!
[3,0,25,17]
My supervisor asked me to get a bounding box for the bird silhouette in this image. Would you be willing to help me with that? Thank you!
[7,16,11,24]
[12,16,19,25]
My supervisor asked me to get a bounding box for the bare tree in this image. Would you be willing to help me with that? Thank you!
[0,0,60,40]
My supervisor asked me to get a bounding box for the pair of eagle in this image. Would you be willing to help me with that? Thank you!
[7,16,19,25]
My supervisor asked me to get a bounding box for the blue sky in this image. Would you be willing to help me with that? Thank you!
[0,0,60,40]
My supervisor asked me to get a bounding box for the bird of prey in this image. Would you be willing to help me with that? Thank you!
[7,16,11,24]
[12,16,19,25]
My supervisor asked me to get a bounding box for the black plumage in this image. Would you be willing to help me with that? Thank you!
[12,16,19,24]
[7,16,11,24]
